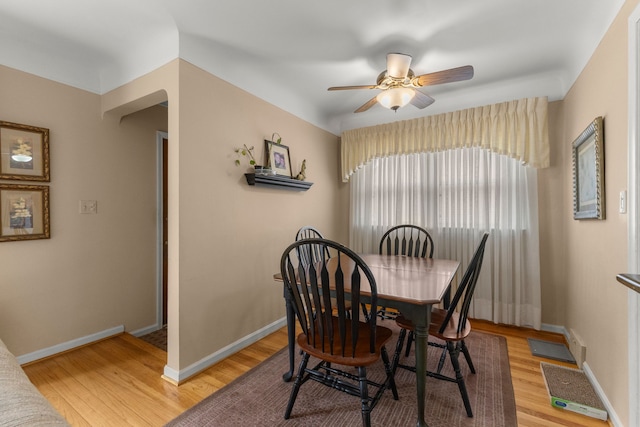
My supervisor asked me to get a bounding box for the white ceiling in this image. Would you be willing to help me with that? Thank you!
[0,0,626,135]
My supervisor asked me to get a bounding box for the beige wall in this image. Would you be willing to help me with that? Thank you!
[539,101,567,326]
[106,59,348,370]
[6,58,348,374]
[540,0,640,423]
[172,60,347,368]
[0,65,165,355]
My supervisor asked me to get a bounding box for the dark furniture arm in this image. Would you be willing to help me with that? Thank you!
[617,273,640,294]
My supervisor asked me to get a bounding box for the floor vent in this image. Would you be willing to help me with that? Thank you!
[569,328,587,368]
[528,338,576,364]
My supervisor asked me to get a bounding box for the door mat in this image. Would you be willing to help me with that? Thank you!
[528,338,576,363]
[540,362,607,421]
[139,326,167,352]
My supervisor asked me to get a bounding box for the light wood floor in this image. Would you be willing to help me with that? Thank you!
[22,320,612,427]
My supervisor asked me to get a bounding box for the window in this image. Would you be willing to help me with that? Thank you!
[349,147,541,328]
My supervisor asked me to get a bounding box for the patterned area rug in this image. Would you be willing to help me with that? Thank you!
[166,320,516,426]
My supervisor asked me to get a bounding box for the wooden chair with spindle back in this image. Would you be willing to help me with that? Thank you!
[295,226,330,266]
[377,225,435,322]
[281,238,399,427]
[391,232,489,418]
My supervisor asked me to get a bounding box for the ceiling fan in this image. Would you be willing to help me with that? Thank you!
[328,53,474,113]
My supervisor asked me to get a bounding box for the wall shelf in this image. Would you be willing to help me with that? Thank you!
[244,173,313,191]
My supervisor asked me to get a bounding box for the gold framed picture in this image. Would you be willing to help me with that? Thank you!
[0,120,50,181]
[0,184,50,242]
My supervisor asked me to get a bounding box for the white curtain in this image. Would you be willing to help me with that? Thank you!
[349,148,541,329]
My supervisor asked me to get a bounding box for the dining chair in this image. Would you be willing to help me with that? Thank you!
[296,226,368,320]
[295,226,330,266]
[379,224,434,258]
[280,238,398,427]
[377,225,435,321]
[391,232,489,418]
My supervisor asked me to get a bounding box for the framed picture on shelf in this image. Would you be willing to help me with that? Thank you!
[572,116,605,220]
[0,120,50,182]
[0,184,50,242]
[265,139,292,177]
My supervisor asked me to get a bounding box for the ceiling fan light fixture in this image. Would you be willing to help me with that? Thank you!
[377,87,415,111]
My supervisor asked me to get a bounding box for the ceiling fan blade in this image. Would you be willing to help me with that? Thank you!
[387,53,412,79]
[414,65,474,87]
[328,85,377,91]
[411,90,436,109]
[354,96,379,113]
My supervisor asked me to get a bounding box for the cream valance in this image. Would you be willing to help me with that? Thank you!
[341,96,549,182]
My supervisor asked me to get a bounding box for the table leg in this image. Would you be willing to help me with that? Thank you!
[413,322,428,427]
[282,283,296,382]
[403,304,432,427]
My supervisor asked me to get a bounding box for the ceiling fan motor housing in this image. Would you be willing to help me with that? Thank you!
[328,52,474,113]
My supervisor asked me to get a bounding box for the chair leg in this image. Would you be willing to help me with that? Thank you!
[376,307,386,319]
[376,307,398,320]
[404,331,414,357]
[391,328,407,376]
[284,353,310,419]
[436,346,447,374]
[358,366,371,427]
[460,339,476,374]
[381,346,399,400]
[361,303,370,321]
[447,342,473,417]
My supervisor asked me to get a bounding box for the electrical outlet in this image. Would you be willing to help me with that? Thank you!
[79,200,98,214]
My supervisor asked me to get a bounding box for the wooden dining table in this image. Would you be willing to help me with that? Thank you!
[276,253,460,427]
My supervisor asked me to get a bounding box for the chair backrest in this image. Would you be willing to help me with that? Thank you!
[379,225,434,258]
[280,238,379,356]
[295,225,324,241]
[438,232,489,335]
[295,226,331,266]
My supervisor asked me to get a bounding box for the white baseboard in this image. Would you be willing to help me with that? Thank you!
[582,362,622,426]
[130,323,163,337]
[540,322,570,341]
[17,325,125,365]
[541,324,621,426]
[163,317,287,384]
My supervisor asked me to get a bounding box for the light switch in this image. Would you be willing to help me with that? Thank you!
[620,190,627,214]
[79,200,98,214]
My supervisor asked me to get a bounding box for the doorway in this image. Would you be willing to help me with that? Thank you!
[157,131,169,327]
